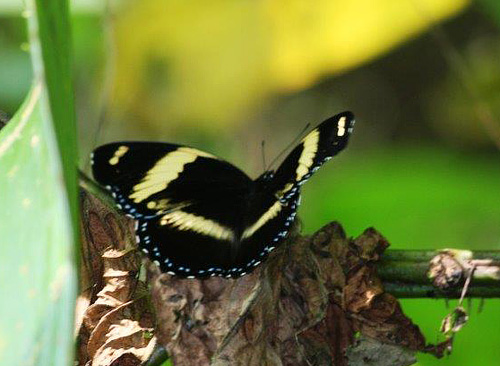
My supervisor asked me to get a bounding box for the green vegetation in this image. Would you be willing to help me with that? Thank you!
[0,0,77,364]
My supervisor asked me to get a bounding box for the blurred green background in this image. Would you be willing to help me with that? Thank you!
[1,0,500,364]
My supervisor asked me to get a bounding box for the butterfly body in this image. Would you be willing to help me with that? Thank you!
[91,112,355,278]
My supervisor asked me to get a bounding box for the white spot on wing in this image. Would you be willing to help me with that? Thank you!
[337,116,346,136]
[108,145,129,166]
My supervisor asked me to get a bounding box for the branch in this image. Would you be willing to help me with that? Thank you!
[379,249,500,298]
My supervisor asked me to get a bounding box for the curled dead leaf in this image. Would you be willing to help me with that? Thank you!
[77,190,157,366]
[440,306,468,337]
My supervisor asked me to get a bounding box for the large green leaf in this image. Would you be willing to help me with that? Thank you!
[0,84,76,365]
[0,0,77,364]
[34,0,78,227]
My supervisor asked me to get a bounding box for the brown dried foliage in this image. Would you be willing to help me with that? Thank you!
[149,223,445,366]
[78,188,447,366]
[77,191,157,366]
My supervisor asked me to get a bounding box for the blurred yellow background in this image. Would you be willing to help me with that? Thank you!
[2,0,500,365]
[110,0,469,131]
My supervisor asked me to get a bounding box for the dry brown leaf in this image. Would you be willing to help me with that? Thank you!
[77,191,157,366]
[147,222,445,365]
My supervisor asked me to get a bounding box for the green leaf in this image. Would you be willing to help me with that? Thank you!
[33,0,78,229]
[0,84,76,365]
[0,0,78,364]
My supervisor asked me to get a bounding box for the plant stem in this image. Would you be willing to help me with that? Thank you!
[379,249,500,298]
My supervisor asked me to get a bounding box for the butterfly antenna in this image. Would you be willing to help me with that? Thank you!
[261,140,267,172]
[266,122,311,170]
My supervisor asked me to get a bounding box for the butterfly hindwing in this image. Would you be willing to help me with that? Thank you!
[236,188,300,272]
[272,111,355,201]
[136,201,244,278]
[137,182,300,278]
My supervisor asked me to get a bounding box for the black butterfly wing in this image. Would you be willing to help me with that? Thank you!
[92,142,257,278]
[271,111,355,202]
[91,142,252,219]
[139,177,301,278]
[234,187,300,274]
[229,111,355,274]
[136,186,250,278]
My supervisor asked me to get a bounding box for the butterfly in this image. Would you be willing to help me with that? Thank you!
[91,111,355,278]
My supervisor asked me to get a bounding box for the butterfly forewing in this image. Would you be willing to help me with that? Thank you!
[92,142,252,219]
[272,111,355,202]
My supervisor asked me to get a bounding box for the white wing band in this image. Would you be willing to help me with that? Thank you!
[160,210,235,241]
[241,201,282,239]
[296,129,319,181]
[129,147,215,203]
